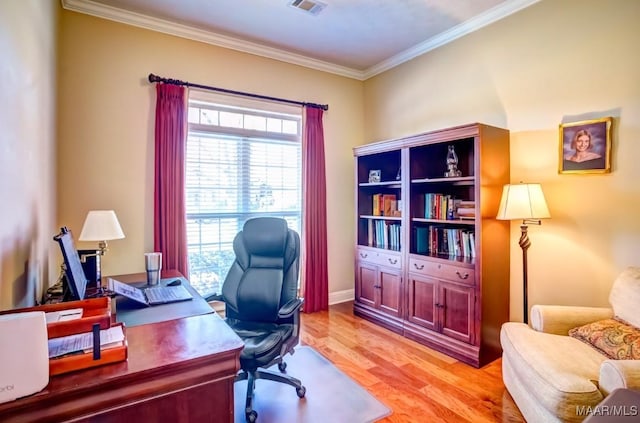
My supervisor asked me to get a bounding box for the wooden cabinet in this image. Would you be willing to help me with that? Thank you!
[355,246,403,333]
[407,261,475,345]
[353,123,510,367]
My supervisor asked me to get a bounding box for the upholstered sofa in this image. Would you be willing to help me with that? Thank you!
[500,267,640,422]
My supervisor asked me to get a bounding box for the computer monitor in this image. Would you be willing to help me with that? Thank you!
[53,227,88,301]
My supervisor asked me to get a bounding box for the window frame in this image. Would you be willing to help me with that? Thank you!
[185,95,303,297]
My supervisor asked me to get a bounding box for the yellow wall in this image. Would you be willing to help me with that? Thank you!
[57,10,363,295]
[0,0,58,310]
[364,0,640,320]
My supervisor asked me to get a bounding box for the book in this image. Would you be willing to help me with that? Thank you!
[383,194,396,216]
[456,208,476,215]
[373,194,381,216]
[416,227,428,254]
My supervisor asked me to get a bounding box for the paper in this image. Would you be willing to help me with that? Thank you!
[45,308,84,324]
[48,325,125,358]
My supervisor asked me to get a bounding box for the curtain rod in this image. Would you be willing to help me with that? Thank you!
[148,73,328,111]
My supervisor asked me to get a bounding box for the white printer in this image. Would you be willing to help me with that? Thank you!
[0,311,49,404]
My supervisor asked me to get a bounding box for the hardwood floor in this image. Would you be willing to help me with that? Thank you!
[299,302,525,423]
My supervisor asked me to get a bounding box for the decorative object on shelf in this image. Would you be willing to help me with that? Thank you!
[368,169,381,183]
[559,117,612,174]
[444,145,462,177]
[395,168,401,181]
[79,210,125,292]
[496,183,550,324]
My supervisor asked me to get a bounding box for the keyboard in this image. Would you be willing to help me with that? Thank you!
[144,285,193,305]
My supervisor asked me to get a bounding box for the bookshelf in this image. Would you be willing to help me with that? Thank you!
[353,123,510,367]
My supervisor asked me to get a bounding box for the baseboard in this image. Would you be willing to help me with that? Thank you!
[329,289,354,305]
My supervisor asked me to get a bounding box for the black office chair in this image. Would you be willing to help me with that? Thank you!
[220,217,306,423]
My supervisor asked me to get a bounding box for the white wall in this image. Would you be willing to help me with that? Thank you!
[0,0,58,309]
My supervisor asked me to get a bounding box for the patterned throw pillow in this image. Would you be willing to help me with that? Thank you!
[569,318,640,360]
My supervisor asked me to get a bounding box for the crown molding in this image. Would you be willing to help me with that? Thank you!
[61,0,366,80]
[62,0,539,81]
[364,0,540,79]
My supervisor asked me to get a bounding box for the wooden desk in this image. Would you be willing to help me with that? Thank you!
[0,285,244,422]
[108,272,214,327]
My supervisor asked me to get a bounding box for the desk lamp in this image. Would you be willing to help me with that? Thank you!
[79,210,125,292]
[496,183,550,324]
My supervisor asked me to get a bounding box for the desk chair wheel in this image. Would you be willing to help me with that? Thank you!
[278,361,287,372]
[296,386,306,398]
[245,409,258,423]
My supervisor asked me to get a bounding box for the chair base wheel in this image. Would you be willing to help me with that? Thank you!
[296,386,306,398]
[246,410,258,422]
[278,361,287,372]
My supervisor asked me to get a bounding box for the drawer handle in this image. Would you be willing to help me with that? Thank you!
[414,263,424,270]
[388,258,398,265]
[360,252,368,258]
[456,271,470,280]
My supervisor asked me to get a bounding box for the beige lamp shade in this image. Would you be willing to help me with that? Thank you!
[496,183,550,221]
[79,210,125,241]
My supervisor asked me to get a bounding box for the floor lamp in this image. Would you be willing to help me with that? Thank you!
[496,183,550,324]
[79,210,125,293]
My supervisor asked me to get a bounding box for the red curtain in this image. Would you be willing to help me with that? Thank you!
[302,107,328,313]
[153,84,189,278]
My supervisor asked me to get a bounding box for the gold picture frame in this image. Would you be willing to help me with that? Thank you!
[559,117,612,174]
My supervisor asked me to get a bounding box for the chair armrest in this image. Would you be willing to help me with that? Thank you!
[599,360,640,395]
[530,305,613,335]
[278,298,303,318]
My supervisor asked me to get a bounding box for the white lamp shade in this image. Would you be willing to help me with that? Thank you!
[496,183,550,220]
[79,210,125,241]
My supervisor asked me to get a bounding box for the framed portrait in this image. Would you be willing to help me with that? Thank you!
[368,169,381,183]
[559,117,612,174]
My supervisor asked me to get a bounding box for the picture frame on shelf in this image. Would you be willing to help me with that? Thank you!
[368,169,381,183]
[559,117,612,174]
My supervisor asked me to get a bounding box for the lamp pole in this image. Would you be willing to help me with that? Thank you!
[519,224,532,324]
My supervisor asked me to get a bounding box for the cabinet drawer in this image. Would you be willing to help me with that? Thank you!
[409,256,475,285]
[357,247,402,269]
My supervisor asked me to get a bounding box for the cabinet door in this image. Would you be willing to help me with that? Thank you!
[355,261,377,308]
[378,267,402,318]
[440,282,475,344]
[406,274,437,331]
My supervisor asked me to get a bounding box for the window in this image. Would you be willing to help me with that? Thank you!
[186,91,302,297]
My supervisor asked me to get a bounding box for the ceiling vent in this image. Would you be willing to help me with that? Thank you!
[288,0,327,16]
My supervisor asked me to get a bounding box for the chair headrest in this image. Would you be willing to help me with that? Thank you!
[242,217,289,257]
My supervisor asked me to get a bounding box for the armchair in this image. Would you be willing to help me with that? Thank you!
[500,267,640,422]
[219,217,305,423]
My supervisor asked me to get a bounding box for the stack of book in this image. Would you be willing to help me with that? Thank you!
[368,220,402,250]
[456,200,476,220]
[425,194,469,220]
[415,226,476,257]
[373,194,401,217]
